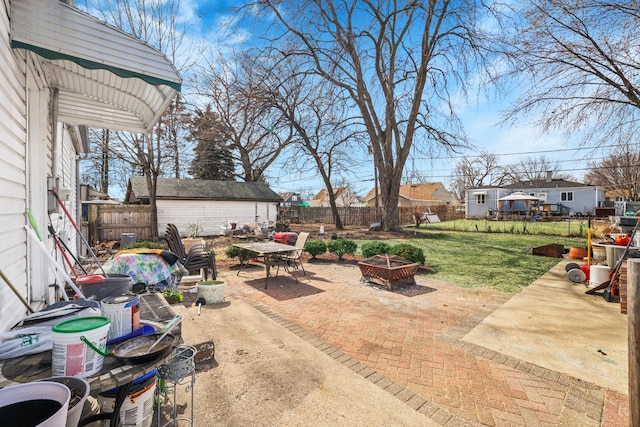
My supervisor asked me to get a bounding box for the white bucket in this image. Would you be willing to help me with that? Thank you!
[196,280,226,304]
[52,316,110,378]
[101,295,140,341]
[97,376,156,427]
[589,265,611,288]
[0,381,70,426]
[592,247,606,260]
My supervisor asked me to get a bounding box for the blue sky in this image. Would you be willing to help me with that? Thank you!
[177,1,601,198]
[83,0,602,199]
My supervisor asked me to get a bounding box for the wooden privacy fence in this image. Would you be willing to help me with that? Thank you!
[85,203,462,244]
[285,205,461,227]
[84,204,153,244]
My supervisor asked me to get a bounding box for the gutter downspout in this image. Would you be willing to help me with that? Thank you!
[50,88,59,179]
[73,126,90,258]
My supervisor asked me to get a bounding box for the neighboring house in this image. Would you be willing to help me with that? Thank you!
[309,187,363,207]
[125,177,282,236]
[0,0,180,331]
[605,189,627,203]
[279,192,303,207]
[465,174,606,218]
[363,182,458,207]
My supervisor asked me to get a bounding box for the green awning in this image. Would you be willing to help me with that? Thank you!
[11,0,182,133]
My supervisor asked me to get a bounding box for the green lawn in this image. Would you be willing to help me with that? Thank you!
[357,229,587,293]
[416,218,590,237]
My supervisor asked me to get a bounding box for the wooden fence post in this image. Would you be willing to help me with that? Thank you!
[629,258,640,426]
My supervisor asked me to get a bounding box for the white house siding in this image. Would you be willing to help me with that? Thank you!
[0,1,82,331]
[527,186,605,216]
[156,200,280,237]
[0,0,30,330]
[47,126,80,289]
[465,188,506,218]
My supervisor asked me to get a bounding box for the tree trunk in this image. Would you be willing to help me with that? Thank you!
[379,166,403,231]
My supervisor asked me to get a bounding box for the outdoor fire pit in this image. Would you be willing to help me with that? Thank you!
[357,254,419,290]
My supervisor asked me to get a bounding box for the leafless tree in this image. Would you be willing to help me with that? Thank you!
[512,156,575,182]
[248,0,484,230]
[79,0,196,238]
[449,152,514,202]
[196,53,294,182]
[249,53,365,229]
[584,140,640,200]
[493,1,640,145]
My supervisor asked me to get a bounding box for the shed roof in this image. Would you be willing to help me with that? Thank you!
[127,177,282,202]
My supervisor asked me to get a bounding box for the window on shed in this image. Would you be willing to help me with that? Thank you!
[561,191,574,202]
[476,194,486,205]
[537,193,547,202]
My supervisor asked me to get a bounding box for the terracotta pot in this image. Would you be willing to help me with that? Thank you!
[567,246,587,259]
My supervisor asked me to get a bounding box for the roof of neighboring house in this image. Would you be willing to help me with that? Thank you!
[313,187,348,200]
[279,192,299,200]
[126,177,282,203]
[504,179,593,189]
[605,189,627,199]
[363,182,448,202]
[468,179,601,194]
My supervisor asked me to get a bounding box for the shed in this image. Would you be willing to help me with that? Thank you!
[126,177,283,236]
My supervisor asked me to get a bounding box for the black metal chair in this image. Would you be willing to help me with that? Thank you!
[164,224,216,281]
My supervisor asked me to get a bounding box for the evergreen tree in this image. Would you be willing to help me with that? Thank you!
[187,104,235,180]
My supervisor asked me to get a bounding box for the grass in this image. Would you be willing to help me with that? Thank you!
[357,229,587,293]
[416,218,590,237]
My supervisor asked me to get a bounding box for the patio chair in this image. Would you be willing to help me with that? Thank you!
[164,223,216,281]
[275,231,309,278]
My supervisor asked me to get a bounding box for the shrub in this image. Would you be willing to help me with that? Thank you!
[225,246,252,262]
[124,240,166,250]
[361,241,391,258]
[304,240,327,258]
[327,239,357,260]
[389,243,425,265]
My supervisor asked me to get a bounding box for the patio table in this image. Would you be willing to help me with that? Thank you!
[233,242,295,289]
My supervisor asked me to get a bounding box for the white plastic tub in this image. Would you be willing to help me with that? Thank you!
[52,316,110,378]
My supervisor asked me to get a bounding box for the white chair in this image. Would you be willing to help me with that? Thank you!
[276,232,309,278]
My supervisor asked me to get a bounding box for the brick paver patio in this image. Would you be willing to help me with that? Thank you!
[216,259,629,426]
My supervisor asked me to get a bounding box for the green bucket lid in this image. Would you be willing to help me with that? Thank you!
[52,316,110,333]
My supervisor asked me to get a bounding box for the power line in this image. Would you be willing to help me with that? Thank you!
[411,143,618,161]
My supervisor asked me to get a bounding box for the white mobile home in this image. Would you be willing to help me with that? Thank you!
[0,0,180,331]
